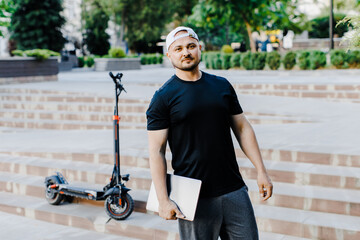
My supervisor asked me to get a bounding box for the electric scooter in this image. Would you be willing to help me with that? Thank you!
[44,72,134,220]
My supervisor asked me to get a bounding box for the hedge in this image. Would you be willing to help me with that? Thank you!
[330,50,347,69]
[85,56,95,67]
[230,53,241,68]
[346,50,360,68]
[108,47,126,58]
[266,51,281,70]
[140,54,163,65]
[11,49,60,61]
[253,52,267,70]
[298,51,311,70]
[202,49,360,70]
[310,50,327,70]
[221,53,232,70]
[242,52,253,70]
[78,56,85,67]
[283,51,297,70]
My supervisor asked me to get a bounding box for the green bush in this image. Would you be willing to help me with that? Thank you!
[108,47,126,58]
[221,54,232,70]
[310,50,327,70]
[151,54,158,64]
[298,51,311,70]
[242,52,253,70]
[157,54,163,64]
[213,55,222,69]
[345,50,360,68]
[330,50,347,69]
[140,55,147,65]
[253,52,267,70]
[11,50,24,56]
[221,45,234,54]
[145,55,152,65]
[266,51,281,70]
[140,54,163,65]
[15,49,60,61]
[207,52,221,69]
[283,51,297,70]
[85,56,95,67]
[78,56,85,68]
[230,53,241,68]
[204,52,213,69]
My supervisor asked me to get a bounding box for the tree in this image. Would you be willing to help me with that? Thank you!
[120,0,176,52]
[186,1,247,50]
[83,0,110,55]
[0,0,15,37]
[309,13,349,38]
[187,0,307,52]
[95,0,197,53]
[338,15,360,48]
[9,0,66,51]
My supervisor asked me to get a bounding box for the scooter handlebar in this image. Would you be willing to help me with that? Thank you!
[109,72,123,85]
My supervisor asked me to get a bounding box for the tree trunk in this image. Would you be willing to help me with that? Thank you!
[240,12,256,52]
[244,20,256,53]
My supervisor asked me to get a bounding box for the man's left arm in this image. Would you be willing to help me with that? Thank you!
[231,113,273,201]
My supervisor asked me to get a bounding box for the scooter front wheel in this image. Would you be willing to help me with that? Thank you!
[45,179,64,205]
[105,193,134,220]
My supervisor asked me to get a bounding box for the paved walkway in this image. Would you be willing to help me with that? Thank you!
[0,67,359,239]
[1,67,360,156]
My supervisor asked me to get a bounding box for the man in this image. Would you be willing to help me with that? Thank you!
[146,26,273,240]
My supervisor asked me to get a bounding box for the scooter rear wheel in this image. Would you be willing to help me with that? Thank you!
[105,193,134,220]
[45,179,64,205]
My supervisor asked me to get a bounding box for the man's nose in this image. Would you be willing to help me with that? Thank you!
[182,48,190,56]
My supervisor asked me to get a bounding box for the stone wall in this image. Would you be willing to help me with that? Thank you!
[0,57,59,85]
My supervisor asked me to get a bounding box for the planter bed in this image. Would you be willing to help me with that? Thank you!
[94,58,141,71]
[0,57,59,85]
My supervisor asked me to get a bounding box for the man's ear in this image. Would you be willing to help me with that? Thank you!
[166,52,171,59]
[199,44,202,51]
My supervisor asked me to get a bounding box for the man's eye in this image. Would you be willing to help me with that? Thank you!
[175,48,181,51]
[189,45,195,49]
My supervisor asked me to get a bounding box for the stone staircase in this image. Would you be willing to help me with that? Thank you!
[0,78,359,240]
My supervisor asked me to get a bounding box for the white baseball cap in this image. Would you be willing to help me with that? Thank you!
[166,26,199,51]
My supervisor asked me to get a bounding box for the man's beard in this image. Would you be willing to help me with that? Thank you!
[171,55,200,71]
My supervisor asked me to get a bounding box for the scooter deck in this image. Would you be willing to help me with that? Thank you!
[59,184,105,200]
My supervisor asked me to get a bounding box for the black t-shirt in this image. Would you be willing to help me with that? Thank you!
[146,71,245,198]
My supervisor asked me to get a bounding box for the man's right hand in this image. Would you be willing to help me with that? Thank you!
[158,199,185,220]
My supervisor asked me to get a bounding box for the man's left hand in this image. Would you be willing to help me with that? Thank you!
[257,171,273,201]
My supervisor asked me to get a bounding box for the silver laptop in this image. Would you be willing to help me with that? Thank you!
[146,174,202,221]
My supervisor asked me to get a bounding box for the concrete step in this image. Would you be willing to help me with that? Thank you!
[254,204,360,240]
[0,92,148,104]
[0,191,313,240]
[0,109,315,125]
[0,118,145,130]
[237,89,360,100]
[0,192,180,240]
[1,154,359,217]
[136,82,360,91]
[0,211,139,240]
[5,149,359,169]
[0,100,147,113]
[2,188,359,239]
[232,83,360,92]
[1,153,358,192]
[238,157,360,190]
[2,170,359,218]
[0,154,152,191]
[0,172,149,213]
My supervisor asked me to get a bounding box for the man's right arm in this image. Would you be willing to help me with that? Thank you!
[148,129,184,220]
